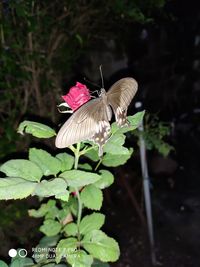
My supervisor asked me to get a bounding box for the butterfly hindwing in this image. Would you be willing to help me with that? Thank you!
[91,119,111,157]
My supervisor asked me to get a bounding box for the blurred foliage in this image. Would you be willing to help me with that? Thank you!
[0,0,167,158]
[109,0,166,23]
[0,201,27,228]
[134,113,174,156]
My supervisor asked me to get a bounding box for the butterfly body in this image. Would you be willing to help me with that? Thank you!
[55,77,138,156]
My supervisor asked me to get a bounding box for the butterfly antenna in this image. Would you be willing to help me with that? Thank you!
[99,65,104,88]
[83,77,101,89]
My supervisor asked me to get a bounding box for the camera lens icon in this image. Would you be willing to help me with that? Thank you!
[18,249,28,258]
[8,248,27,258]
[8,249,17,258]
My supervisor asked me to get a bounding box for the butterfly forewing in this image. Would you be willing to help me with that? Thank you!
[55,97,111,152]
[107,77,138,126]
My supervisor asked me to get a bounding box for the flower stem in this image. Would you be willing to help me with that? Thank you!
[95,157,103,171]
[74,143,82,245]
[74,142,80,169]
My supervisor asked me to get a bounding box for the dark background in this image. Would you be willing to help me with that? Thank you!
[1,0,200,266]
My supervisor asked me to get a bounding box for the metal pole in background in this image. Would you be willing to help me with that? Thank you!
[135,102,157,266]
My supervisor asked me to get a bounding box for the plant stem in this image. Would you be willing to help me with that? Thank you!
[75,187,82,246]
[74,143,82,245]
[74,142,80,170]
[95,158,102,171]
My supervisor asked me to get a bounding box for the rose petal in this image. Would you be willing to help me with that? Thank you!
[62,82,91,110]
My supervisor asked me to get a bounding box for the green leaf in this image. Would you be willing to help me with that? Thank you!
[67,249,93,267]
[128,111,145,127]
[67,196,78,217]
[107,145,130,155]
[80,213,105,235]
[18,120,56,138]
[0,260,8,267]
[56,238,78,263]
[40,219,62,236]
[33,243,49,263]
[29,200,56,218]
[0,177,36,200]
[92,259,110,267]
[92,259,110,266]
[56,153,74,171]
[38,264,68,267]
[44,202,60,220]
[0,159,43,182]
[15,4,26,17]
[63,222,78,236]
[78,163,93,171]
[84,147,99,162]
[59,170,101,187]
[102,148,133,167]
[80,185,103,210]
[103,133,130,155]
[94,170,114,189]
[103,134,126,154]
[10,257,33,267]
[111,111,145,134]
[55,191,70,201]
[39,235,60,247]
[34,178,68,198]
[156,142,173,157]
[57,206,70,222]
[82,230,120,262]
[75,33,84,45]
[29,200,59,219]
[29,148,61,176]
[29,204,48,218]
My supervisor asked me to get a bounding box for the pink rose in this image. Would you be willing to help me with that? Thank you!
[62,82,91,111]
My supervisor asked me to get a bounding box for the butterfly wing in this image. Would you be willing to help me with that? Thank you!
[106,77,138,126]
[55,97,111,156]
[56,77,137,156]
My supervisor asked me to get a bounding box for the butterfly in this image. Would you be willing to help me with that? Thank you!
[55,77,138,156]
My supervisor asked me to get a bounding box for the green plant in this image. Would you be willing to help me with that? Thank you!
[0,111,144,267]
[134,113,173,156]
[0,0,167,158]
[109,0,166,23]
